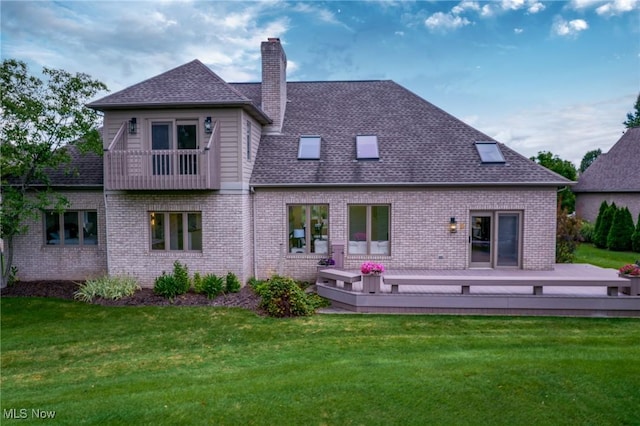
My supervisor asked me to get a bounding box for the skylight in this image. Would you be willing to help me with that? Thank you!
[475,141,505,163]
[356,135,379,160]
[298,136,321,160]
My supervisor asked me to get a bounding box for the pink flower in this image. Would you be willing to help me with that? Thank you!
[361,262,385,275]
[619,264,640,276]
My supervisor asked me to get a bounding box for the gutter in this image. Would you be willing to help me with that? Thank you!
[249,181,576,189]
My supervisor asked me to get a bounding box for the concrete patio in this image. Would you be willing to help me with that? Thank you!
[316,264,640,317]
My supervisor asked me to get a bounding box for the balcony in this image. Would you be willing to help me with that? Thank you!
[104,121,220,191]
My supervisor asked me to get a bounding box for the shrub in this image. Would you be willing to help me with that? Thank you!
[193,272,204,293]
[579,220,595,243]
[154,272,184,301]
[200,274,224,299]
[592,200,609,248]
[632,213,640,253]
[254,275,314,318]
[607,207,635,251]
[225,272,241,293]
[75,275,140,302]
[594,202,617,249]
[556,208,581,263]
[172,260,191,293]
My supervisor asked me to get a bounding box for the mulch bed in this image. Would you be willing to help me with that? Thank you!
[0,280,263,313]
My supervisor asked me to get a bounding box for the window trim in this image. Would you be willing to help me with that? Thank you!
[150,119,200,151]
[43,210,98,247]
[347,204,391,255]
[149,211,202,252]
[246,120,252,160]
[287,204,329,255]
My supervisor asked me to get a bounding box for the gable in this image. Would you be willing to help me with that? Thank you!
[88,60,270,124]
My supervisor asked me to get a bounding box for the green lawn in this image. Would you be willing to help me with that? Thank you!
[574,243,639,269]
[2,298,639,425]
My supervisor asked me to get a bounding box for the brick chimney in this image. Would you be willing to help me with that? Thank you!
[261,38,287,134]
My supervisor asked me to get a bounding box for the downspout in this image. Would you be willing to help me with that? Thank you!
[251,186,257,279]
[104,191,111,277]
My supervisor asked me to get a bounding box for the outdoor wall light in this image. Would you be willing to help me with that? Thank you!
[129,117,137,134]
[204,116,212,134]
[449,217,458,233]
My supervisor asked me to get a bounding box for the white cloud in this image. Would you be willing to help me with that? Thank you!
[527,2,546,13]
[552,17,589,37]
[452,1,480,14]
[514,28,524,34]
[425,12,471,31]
[596,0,639,16]
[501,0,526,11]
[569,0,606,10]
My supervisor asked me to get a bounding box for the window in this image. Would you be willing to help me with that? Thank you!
[44,210,98,246]
[151,120,199,175]
[288,205,329,254]
[150,212,202,251]
[475,141,505,163]
[356,135,379,160]
[246,121,252,160]
[348,205,390,255]
[298,136,321,160]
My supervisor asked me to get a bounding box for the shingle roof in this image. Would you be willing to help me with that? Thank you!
[573,127,640,193]
[11,145,104,188]
[87,60,271,124]
[233,80,571,186]
[46,145,103,187]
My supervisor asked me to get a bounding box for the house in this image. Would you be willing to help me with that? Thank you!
[573,127,640,223]
[9,38,572,287]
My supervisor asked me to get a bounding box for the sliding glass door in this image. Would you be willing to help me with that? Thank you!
[470,211,521,268]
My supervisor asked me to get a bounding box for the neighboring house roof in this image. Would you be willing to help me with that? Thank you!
[87,60,271,124]
[232,80,571,187]
[573,127,640,193]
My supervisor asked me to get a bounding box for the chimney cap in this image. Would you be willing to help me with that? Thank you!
[267,37,281,43]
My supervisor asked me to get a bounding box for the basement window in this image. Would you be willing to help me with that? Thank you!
[356,135,379,160]
[475,141,505,163]
[298,136,321,160]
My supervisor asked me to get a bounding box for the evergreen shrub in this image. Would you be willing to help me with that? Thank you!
[594,202,617,249]
[632,213,640,253]
[607,207,634,251]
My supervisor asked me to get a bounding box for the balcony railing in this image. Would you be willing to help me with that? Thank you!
[104,121,220,190]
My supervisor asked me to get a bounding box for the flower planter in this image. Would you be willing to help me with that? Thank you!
[362,274,381,294]
[619,275,640,296]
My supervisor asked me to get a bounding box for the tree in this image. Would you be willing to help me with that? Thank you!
[606,207,634,251]
[0,59,107,287]
[530,151,577,212]
[579,148,601,173]
[592,200,609,247]
[623,93,640,128]
[632,213,640,253]
[556,206,582,263]
[594,202,617,249]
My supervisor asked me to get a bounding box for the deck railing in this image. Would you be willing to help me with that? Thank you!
[104,121,220,190]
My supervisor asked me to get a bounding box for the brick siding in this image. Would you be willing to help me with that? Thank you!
[253,187,557,282]
[10,190,108,281]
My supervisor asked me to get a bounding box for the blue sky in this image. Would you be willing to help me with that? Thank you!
[2,0,638,166]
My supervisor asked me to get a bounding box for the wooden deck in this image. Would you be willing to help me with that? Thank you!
[316,264,640,317]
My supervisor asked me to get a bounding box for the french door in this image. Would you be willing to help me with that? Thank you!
[469,211,521,268]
